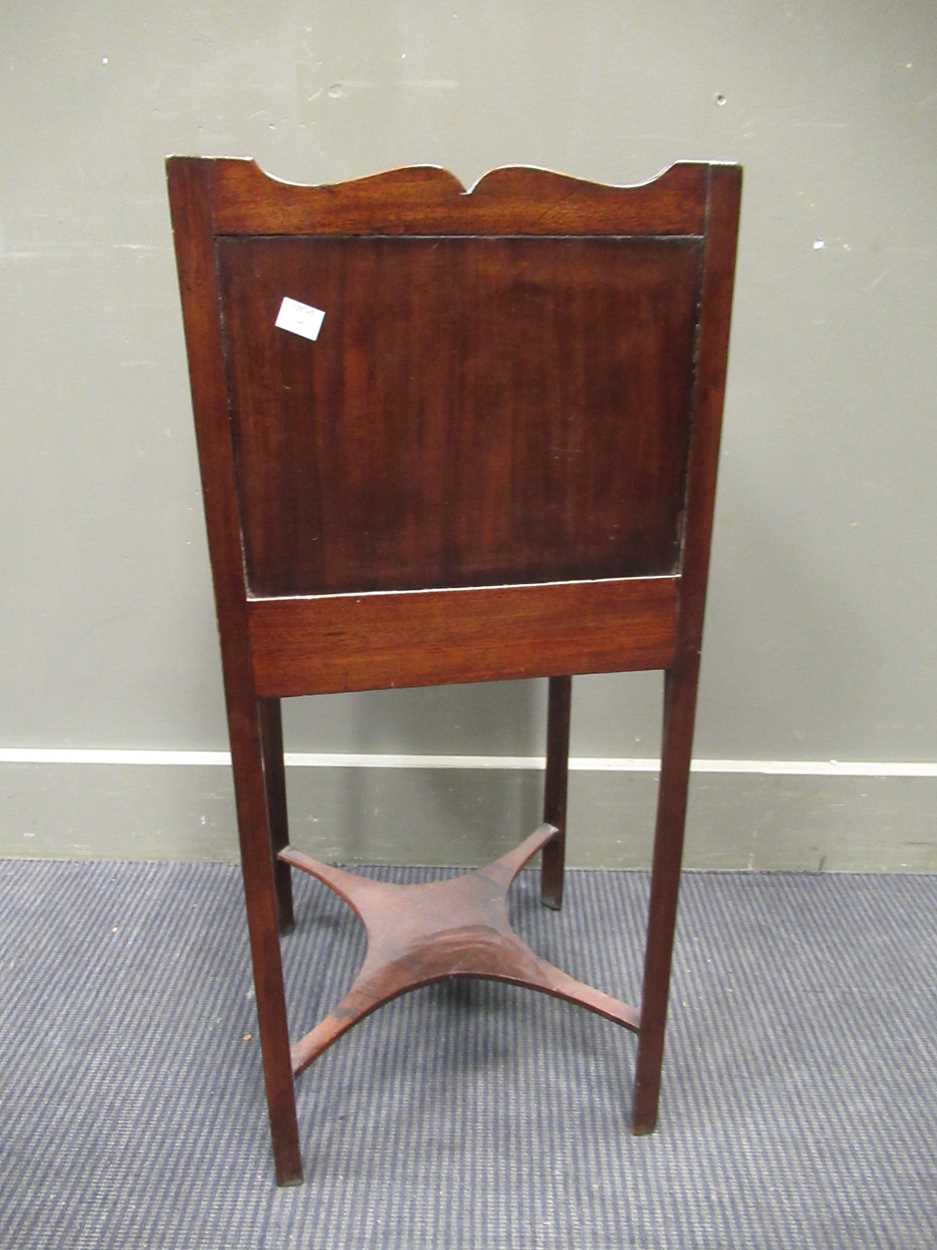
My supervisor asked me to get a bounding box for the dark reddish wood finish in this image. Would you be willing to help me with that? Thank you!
[210,160,708,236]
[259,698,294,933]
[166,156,742,1185]
[632,164,742,1133]
[541,676,572,910]
[248,576,678,697]
[217,234,700,597]
[280,824,639,1075]
[167,159,302,1185]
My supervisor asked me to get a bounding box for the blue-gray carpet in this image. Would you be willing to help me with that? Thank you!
[1,860,934,1249]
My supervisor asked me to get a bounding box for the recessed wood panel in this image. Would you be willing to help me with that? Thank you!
[167,158,742,1182]
[217,235,701,597]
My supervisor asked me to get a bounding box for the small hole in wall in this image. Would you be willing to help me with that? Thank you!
[714,93,727,107]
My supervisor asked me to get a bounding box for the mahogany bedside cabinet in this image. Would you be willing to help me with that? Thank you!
[167,157,741,1184]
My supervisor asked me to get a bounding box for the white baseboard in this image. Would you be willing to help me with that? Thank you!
[1,747,935,777]
[1,751,934,871]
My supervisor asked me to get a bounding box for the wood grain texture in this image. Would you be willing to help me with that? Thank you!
[279,824,640,1076]
[167,153,743,1181]
[632,164,743,1135]
[167,158,302,1185]
[248,576,678,697]
[207,159,708,236]
[218,234,701,597]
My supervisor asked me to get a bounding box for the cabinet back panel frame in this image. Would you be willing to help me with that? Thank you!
[168,156,740,697]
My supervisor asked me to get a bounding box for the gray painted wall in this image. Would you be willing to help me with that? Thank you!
[2,2,935,867]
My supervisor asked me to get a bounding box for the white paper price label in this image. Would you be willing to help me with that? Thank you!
[274,296,325,341]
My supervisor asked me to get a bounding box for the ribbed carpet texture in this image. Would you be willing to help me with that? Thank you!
[1,859,935,1249]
